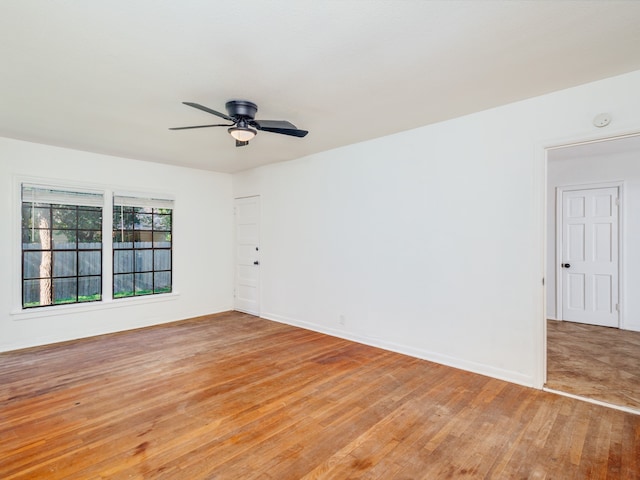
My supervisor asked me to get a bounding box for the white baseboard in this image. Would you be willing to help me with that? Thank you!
[544,388,640,415]
[261,311,534,388]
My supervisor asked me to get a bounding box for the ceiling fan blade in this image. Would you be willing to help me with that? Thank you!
[183,102,234,121]
[169,123,233,130]
[236,139,249,147]
[253,119,297,129]
[257,126,309,138]
[253,119,308,137]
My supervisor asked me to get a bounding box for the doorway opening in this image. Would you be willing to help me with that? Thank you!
[544,133,640,412]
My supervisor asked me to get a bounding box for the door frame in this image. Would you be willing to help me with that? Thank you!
[554,181,623,327]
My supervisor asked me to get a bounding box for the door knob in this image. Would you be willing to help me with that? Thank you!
[253,261,259,265]
[562,263,571,268]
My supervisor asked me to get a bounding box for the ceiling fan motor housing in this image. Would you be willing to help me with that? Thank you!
[226,100,257,119]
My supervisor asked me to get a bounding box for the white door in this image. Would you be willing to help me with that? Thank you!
[234,196,260,315]
[559,186,619,327]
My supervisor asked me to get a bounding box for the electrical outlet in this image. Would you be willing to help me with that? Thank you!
[339,314,346,326]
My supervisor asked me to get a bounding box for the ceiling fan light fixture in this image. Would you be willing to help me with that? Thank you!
[228,126,257,142]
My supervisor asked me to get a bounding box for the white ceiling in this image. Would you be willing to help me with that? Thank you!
[2,1,640,174]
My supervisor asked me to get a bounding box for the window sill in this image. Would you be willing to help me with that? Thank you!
[10,292,180,320]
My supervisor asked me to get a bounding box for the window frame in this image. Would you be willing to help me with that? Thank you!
[13,179,176,316]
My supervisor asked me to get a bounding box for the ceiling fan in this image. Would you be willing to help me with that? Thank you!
[170,100,309,147]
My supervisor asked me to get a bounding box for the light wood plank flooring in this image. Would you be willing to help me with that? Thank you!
[546,319,640,411]
[1,312,639,479]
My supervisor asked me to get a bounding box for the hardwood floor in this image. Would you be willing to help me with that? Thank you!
[546,319,640,411]
[1,312,639,479]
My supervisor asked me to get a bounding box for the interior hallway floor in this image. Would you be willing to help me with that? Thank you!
[546,319,640,412]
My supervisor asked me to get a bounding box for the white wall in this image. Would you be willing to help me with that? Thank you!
[546,145,640,331]
[4,70,640,388]
[234,69,640,388]
[0,137,234,352]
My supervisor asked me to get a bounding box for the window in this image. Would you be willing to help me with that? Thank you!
[19,185,174,310]
[22,184,103,308]
[112,195,173,298]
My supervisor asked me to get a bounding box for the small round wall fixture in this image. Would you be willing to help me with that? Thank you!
[593,113,612,128]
